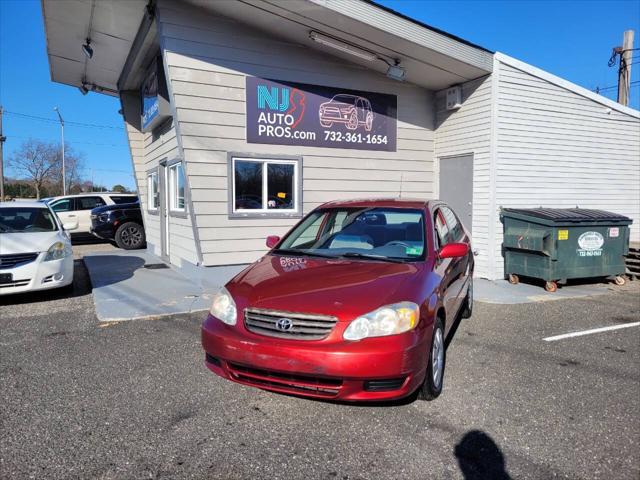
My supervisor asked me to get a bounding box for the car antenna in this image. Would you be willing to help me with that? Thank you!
[398,173,403,198]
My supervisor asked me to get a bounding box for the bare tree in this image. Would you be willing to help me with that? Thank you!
[8,139,58,199]
[49,145,85,194]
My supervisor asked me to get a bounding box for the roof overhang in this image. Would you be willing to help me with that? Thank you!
[41,0,148,96]
[183,0,494,90]
[41,0,494,96]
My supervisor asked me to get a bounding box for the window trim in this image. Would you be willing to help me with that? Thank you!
[76,195,107,211]
[168,160,187,215]
[227,152,303,219]
[147,168,160,215]
[50,197,76,213]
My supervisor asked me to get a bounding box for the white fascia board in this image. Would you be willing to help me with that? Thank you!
[495,52,640,119]
[308,0,494,73]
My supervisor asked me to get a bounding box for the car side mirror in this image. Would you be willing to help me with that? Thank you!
[63,220,79,231]
[266,235,281,249]
[438,242,469,259]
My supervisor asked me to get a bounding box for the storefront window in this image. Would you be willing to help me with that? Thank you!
[231,156,300,216]
[169,163,185,211]
[147,172,159,211]
[234,160,263,210]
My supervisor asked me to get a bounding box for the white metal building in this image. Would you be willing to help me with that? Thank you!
[42,0,640,280]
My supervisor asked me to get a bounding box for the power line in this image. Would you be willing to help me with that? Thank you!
[7,134,127,148]
[3,110,124,130]
[594,80,640,93]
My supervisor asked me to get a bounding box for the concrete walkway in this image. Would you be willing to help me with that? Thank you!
[475,278,619,304]
[83,250,243,321]
[83,248,627,320]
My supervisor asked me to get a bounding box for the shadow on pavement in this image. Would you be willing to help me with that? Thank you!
[455,430,512,480]
[84,254,146,288]
[0,259,92,306]
[70,234,111,246]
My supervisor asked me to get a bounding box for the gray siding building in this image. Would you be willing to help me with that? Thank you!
[42,0,640,280]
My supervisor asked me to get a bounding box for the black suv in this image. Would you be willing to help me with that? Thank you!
[90,202,146,250]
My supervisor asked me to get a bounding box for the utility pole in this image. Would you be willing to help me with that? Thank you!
[53,107,66,195]
[618,30,635,106]
[0,106,5,201]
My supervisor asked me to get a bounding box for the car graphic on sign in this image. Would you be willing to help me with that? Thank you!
[319,94,374,131]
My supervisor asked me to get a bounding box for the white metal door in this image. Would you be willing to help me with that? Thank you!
[439,154,474,234]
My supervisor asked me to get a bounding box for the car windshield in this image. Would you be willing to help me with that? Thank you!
[331,94,357,104]
[276,207,426,262]
[0,207,58,233]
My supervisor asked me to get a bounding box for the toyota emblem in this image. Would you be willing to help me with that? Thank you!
[276,318,293,331]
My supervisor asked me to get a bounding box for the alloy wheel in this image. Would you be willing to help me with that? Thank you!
[432,327,444,388]
[121,226,142,247]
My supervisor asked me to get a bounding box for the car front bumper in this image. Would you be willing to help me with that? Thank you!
[90,222,115,241]
[0,254,74,295]
[201,313,431,401]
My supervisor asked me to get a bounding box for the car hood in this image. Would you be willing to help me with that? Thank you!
[227,254,424,321]
[0,231,64,255]
[321,101,353,109]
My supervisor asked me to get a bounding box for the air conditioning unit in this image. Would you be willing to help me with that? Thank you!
[446,85,462,110]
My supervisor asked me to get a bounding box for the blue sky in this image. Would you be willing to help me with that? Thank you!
[1,0,638,192]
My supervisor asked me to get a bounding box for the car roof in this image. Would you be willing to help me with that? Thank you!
[0,201,48,208]
[49,192,136,199]
[317,197,434,210]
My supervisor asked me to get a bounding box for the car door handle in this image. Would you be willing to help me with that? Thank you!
[68,215,77,217]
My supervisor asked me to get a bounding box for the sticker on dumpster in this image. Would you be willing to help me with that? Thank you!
[609,227,620,238]
[577,231,604,257]
[558,230,569,240]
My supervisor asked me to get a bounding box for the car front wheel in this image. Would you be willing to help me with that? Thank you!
[418,318,445,401]
[461,279,473,319]
[115,222,146,250]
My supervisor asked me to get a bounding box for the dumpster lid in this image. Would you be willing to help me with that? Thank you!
[502,208,632,223]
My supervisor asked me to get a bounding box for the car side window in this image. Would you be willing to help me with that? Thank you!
[110,196,137,205]
[51,198,74,212]
[433,209,449,249]
[289,214,325,249]
[441,206,463,242]
[77,197,106,210]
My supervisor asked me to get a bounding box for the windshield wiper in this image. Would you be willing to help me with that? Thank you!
[340,252,406,263]
[274,248,337,259]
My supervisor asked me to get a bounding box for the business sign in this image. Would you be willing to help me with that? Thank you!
[141,56,171,132]
[246,77,397,151]
[577,231,604,257]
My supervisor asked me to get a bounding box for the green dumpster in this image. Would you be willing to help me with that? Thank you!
[500,208,632,292]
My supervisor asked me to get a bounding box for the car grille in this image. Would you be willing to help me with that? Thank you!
[244,308,338,340]
[0,279,30,289]
[227,362,342,397]
[0,253,39,270]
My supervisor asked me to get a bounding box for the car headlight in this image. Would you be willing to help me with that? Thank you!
[44,241,72,262]
[98,213,110,223]
[343,302,420,341]
[210,286,237,325]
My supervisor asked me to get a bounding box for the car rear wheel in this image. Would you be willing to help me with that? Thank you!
[115,222,145,250]
[365,112,373,131]
[418,318,445,401]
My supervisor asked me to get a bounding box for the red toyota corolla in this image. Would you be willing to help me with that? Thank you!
[201,199,473,402]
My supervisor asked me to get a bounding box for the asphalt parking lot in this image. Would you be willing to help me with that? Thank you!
[1,255,639,479]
